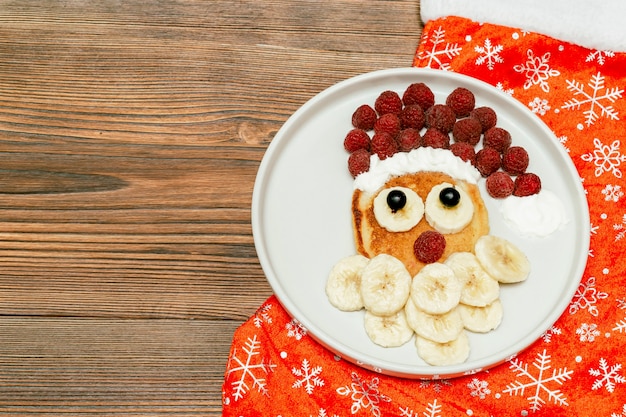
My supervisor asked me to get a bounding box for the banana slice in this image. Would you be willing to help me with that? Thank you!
[360,254,412,316]
[326,254,370,311]
[405,298,463,343]
[373,186,424,232]
[364,309,414,348]
[474,235,530,283]
[444,252,500,307]
[415,331,470,366]
[424,182,475,234]
[458,299,503,333]
[410,262,462,315]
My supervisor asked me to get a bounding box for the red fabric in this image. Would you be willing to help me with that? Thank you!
[223,16,626,416]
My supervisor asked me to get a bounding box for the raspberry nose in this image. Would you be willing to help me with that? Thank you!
[414,230,446,264]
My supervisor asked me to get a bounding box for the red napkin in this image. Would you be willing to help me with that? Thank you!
[223,14,626,417]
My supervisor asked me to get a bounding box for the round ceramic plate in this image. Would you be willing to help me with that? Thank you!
[251,68,590,379]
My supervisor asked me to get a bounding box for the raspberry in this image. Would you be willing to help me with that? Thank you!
[347,149,371,177]
[446,87,475,118]
[485,171,515,198]
[469,106,497,132]
[513,172,541,197]
[374,90,403,115]
[351,104,377,130]
[422,128,450,149]
[402,82,435,111]
[374,113,402,138]
[502,146,530,175]
[399,104,425,130]
[474,147,501,177]
[343,128,371,153]
[483,127,512,153]
[452,117,482,145]
[397,128,422,152]
[414,230,446,264]
[425,104,456,133]
[450,142,476,164]
[371,132,398,160]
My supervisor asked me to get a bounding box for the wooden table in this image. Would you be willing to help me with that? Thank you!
[0,1,422,414]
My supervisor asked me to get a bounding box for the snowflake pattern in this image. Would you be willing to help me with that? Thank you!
[570,276,609,316]
[541,326,562,343]
[286,318,308,340]
[612,404,626,417]
[614,300,626,333]
[582,138,626,178]
[312,409,340,417]
[418,26,462,70]
[603,184,624,202]
[467,378,491,399]
[586,50,615,65]
[614,214,626,242]
[292,359,324,394]
[399,399,442,417]
[562,72,623,127]
[475,38,504,70]
[253,303,273,328]
[528,97,551,115]
[513,49,560,92]
[589,358,626,393]
[226,335,277,401]
[336,372,391,417]
[576,323,601,342]
[502,350,573,412]
[419,378,452,392]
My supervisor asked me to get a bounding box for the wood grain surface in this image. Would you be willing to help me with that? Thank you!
[0,1,423,414]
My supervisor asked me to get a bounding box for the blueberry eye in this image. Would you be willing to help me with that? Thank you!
[439,187,460,207]
[387,189,407,213]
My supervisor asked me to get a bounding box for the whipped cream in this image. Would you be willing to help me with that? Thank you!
[500,190,569,238]
[354,147,482,193]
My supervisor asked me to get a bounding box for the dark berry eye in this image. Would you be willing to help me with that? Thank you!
[439,187,460,207]
[387,189,407,213]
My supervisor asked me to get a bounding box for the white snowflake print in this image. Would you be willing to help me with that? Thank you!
[226,335,277,401]
[419,378,451,392]
[586,49,615,65]
[502,349,573,412]
[495,82,514,96]
[582,138,626,178]
[562,72,623,127]
[253,303,273,328]
[417,26,462,70]
[541,326,562,343]
[603,184,624,202]
[614,299,626,333]
[557,135,571,153]
[336,372,391,417]
[612,403,626,417]
[286,318,308,340]
[475,38,504,70]
[399,399,441,417]
[529,97,551,115]
[569,276,609,316]
[513,49,560,92]
[614,214,626,242]
[589,358,626,393]
[292,359,324,394]
[312,409,340,417]
[576,323,601,342]
[467,378,491,399]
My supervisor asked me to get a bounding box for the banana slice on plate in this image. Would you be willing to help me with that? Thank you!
[474,235,530,283]
[364,309,414,348]
[424,182,475,234]
[415,331,470,366]
[373,186,424,232]
[360,253,412,316]
[326,254,370,311]
[410,262,462,315]
[405,297,464,343]
[458,299,504,333]
[444,251,500,307]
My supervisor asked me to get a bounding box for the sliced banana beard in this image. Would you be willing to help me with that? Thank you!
[415,331,470,366]
[360,253,412,316]
[458,299,503,333]
[474,235,530,283]
[373,186,424,232]
[424,182,475,234]
[326,254,370,311]
[364,309,414,348]
[444,252,500,307]
[405,297,464,343]
[410,262,462,315]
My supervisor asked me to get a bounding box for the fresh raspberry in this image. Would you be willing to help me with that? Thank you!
[343,128,371,153]
[422,128,450,149]
[370,132,398,160]
[446,87,475,118]
[414,230,446,264]
[425,104,456,133]
[450,142,476,164]
[374,113,402,138]
[399,104,425,130]
[483,127,512,153]
[502,146,530,175]
[351,104,377,130]
[397,128,422,152]
[474,147,501,177]
[402,82,435,111]
[374,90,403,115]
[485,171,515,198]
[347,148,371,177]
[452,117,482,145]
[469,106,497,132]
[513,172,541,196]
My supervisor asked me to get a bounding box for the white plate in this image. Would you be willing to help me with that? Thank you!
[251,68,590,379]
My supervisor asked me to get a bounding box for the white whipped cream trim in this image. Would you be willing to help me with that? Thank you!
[353,147,481,193]
[499,190,570,238]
